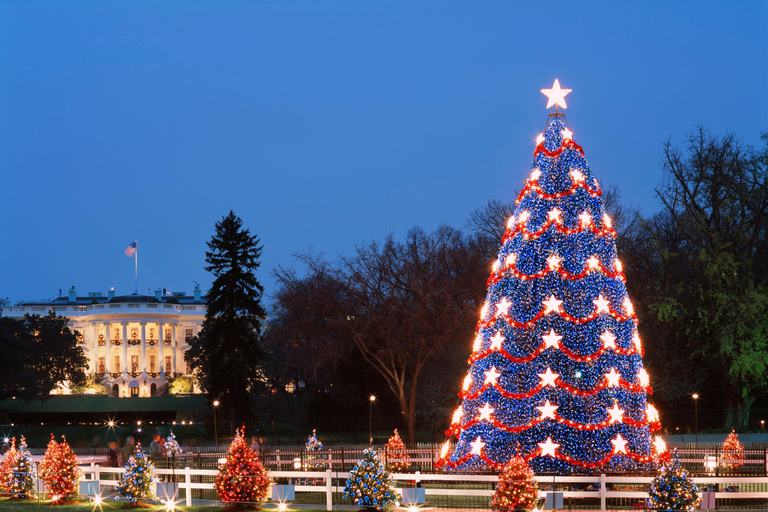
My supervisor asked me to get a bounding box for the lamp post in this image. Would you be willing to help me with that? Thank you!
[369,395,376,445]
[692,394,699,450]
[213,400,220,448]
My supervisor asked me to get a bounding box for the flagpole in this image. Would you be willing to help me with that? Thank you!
[134,240,138,294]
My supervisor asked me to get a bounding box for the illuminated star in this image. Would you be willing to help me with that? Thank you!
[472,335,482,353]
[647,404,660,424]
[600,330,616,350]
[586,255,600,270]
[495,298,512,317]
[546,254,562,269]
[469,436,486,456]
[541,329,562,349]
[615,259,623,273]
[653,436,667,454]
[484,367,501,386]
[530,168,541,181]
[548,208,562,222]
[492,260,501,272]
[480,302,489,319]
[477,403,494,422]
[603,213,613,228]
[452,406,463,424]
[543,295,562,314]
[638,368,650,387]
[541,79,572,110]
[537,400,558,420]
[607,403,624,424]
[633,332,643,353]
[623,297,635,316]
[536,134,545,144]
[579,211,592,226]
[611,434,628,454]
[562,127,573,140]
[538,368,559,387]
[570,169,585,182]
[593,294,611,314]
[605,368,621,387]
[489,332,505,351]
[538,437,560,457]
[463,374,472,391]
[506,216,516,228]
[505,253,517,266]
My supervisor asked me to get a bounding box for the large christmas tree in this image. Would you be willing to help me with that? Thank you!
[215,427,270,507]
[437,80,664,473]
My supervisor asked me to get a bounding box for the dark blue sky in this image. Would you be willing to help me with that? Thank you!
[2,1,766,303]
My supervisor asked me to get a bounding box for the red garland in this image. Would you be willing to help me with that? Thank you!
[486,256,624,290]
[475,303,637,332]
[514,176,601,206]
[533,139,585,159]
[458,375,651,402]
[501,219,617,245]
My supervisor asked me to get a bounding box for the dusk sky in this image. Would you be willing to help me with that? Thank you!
[2,1,766,304]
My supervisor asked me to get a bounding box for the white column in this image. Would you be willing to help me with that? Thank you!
[140,322,147,376]
[122,323,129,375]
[104,322,112,374]
[172,324,178,374]
[158,322,165,377]
[90,323,99,374]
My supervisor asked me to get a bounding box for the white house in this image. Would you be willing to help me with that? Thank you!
[1,285,206,398]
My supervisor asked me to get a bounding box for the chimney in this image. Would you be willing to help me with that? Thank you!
[155,289,162,300]
[108,288,116,300]
[193,284,202,302]
[68,287,77,303]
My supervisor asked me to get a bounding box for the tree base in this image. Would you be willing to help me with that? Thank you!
[222,504,263,511]
[357,508,383,512]
[50,498,84,506]
[121,503,153,508]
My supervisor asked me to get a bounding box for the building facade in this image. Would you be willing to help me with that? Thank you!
[1,285,206,398]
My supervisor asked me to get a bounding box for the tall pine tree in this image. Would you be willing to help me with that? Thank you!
[185,211,266,420]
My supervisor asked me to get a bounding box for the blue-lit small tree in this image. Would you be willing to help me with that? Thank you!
[647,458,699,511]
[343,448,397,511]
[437,80,664,474]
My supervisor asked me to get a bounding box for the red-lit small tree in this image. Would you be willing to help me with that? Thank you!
[39,435,82,503]
[722,430,744,468]
[490,455,539,511]
[215,427,270,509]
[385,429,410,472]
[0,438,19,493]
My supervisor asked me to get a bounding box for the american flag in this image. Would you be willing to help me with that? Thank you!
[124,241,137,257]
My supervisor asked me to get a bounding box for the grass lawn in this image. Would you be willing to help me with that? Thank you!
[0,500,329,512]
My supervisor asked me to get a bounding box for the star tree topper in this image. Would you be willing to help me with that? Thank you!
[541,79,572,110]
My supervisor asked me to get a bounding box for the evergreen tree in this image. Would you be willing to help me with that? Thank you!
[647,458,699,511]
[490,455,539,511]
[721,430,744,468]
[115,443,158,504]
[39,435,81,503]
[0,437,19,494]
[186,211,266,419]
[385,429,410,472]
[343,448,397,511]
[215,427,270,507]
[7,436,36,499]
[164,430,181,457]
[304,429,325,469]
[438,81,662,473]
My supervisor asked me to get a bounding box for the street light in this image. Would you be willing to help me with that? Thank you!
[692,394,699,449]
[213,400,220,448]
[369,395,376,445]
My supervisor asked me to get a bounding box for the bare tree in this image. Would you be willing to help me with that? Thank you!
[277,225,487,442]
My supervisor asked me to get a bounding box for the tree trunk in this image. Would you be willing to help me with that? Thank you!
[739,394,756,431]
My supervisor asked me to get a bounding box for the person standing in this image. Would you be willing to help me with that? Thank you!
[121,436,135,465]
[107,441,119,467]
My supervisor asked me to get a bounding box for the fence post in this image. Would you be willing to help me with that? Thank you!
[276,450,281,470]
[600,473,606,512]
[325,469,333,511]
[184,467,192,507]
[94,463,101,493]
[764,448,767,477]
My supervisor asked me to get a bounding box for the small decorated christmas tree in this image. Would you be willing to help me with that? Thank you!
[215,427,270,508]
[6,436,36,499]
[384,429,410,472]
[304,429,325,469]
[115,443,158,504]
[647,458,699,511]
[164,430,181,457]
[39,435,82,503]
[722,430,744,468]
[0,438,19,494]
[343,448,397,511]
[490,455,539,511]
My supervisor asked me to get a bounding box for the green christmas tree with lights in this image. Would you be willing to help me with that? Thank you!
[5,436,36,499]
[115,443,158,504]
[39,434,82,503]
[343,448,397,511]
[215,427,271,507]
[647,458,699,511]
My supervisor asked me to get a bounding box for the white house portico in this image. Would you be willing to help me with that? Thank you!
[1,285,206,397]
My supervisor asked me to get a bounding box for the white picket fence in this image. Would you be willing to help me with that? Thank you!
[75,464,768,512]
